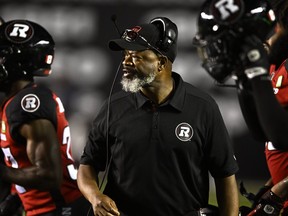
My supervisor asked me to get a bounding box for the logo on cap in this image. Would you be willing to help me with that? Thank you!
[211,0,244,24]
[175,123,193,141]
[5,21,34,44]
[131,26,142,33]
[21,94,40,112]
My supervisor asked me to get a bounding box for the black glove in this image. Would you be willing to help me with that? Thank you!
[247,190,284,216]
[235,35,270,81]
[0,194,22,216]
[252,185,272,209]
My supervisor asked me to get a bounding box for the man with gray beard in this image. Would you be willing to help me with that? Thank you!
[77,17,239,216]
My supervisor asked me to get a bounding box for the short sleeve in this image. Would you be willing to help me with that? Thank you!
[5,86,57,140]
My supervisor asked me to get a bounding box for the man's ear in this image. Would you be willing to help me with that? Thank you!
[158,56,168,70]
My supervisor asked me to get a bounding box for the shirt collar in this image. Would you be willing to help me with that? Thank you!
[134,72,185,111]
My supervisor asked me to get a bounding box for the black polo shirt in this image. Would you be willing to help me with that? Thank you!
[80,72,238,216]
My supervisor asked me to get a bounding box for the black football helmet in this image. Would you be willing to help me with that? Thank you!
[193,0,276,83]
[0,20,55,87]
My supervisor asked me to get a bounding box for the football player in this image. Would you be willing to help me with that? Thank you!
[193,0,288,215]
[0,20,90,216]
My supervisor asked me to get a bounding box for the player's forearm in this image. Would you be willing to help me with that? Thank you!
[236,84,267,142]
[271,177,288,199]
[0,163,61,189]
[251,77,288,149]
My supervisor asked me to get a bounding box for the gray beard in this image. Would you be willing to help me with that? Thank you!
[121,72,157,93]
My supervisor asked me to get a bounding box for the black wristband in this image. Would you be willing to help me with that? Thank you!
[262,190,285,205]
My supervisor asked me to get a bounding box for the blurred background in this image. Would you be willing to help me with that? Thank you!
[0,0,270,205]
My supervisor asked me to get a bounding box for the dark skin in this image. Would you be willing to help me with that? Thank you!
[77,49,239,216]
[122,49,174,104]
[0,80,62,190]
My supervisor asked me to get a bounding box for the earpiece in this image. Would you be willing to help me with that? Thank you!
[149,17,178,52]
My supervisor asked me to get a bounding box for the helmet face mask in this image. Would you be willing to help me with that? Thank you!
[0,20,55,89]
[197,41,233,83]
[193,28,240,83]
[193,0,276,83]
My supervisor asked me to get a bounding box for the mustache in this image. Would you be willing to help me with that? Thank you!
[123,66,136,73]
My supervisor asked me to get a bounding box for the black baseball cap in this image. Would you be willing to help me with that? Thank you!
[108,23,177,62]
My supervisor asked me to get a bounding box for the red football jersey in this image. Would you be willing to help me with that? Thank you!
[0,83,82,216]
